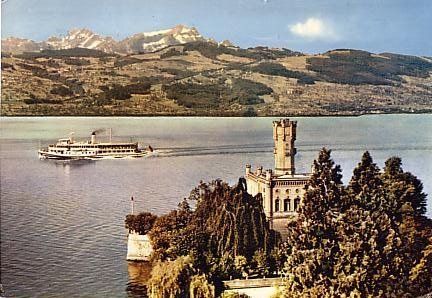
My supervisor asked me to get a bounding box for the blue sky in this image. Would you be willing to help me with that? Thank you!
[2,0,431,55]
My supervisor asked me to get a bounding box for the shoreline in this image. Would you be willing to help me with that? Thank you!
[1,111,431,118]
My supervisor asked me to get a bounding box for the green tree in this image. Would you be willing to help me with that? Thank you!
[251,248,270,277]
[148,178,276,295]
[124,212,157,235]
[339,152,405,295]
[164,179,274,272]
[148,208,193,261]
[199,180,272,262]
[189,274,215,298]
[281,150,432,297]
[301,148,343,219]
[283,148,343,296]
[334,205,405,296]
[147,255,199,298]
[409,238,432,293]
[233,255,248,278]
[381,156,427,217]
[347,151,384,210]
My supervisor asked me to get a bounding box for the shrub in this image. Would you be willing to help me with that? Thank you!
[125,212,158,235]
[50,85,74,96]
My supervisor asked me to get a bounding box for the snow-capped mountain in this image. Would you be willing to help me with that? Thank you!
[2,25,209,54]
[115,25,204,53]
[45,28,116,52]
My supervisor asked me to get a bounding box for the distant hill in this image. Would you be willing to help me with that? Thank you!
[307,49,432,85]
[2,33,432,116]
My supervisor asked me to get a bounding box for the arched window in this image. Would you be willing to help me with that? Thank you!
[275,199,280,212]
[284,198,289,212]
[294,196,301,211]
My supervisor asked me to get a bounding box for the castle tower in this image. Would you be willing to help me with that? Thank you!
[273,119,297,175]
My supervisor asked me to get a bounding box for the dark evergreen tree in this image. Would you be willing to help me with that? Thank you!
[347,151,384,209]
[381,156,427,217]
[142,150,432,297]
[282,150,432,297]
[409,237,432,294]
[301,148,344,218]
[284,148,344,296]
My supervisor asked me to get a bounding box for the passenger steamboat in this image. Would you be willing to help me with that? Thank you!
[38,130,153,160]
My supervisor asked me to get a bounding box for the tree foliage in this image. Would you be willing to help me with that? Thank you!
[250,62,316,84]
[147,179,278,295]
[125,212,158,235]
[50,85,74,97]
[190,179,273,262]
[307,50,432,85]
[148,205,195,261]
[149,179,276,273]
[147,255,214,298]
[189,274,216,298]
[382,156,427,217]
[162,78,271,109]
[282,149,432,297]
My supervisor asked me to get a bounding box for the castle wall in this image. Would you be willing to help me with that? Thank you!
[126,232,153,261]
[271,180,307,216]
[246,172,308,215]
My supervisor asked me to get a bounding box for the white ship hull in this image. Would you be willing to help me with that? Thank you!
[38,150,149,160]
[38,131,153,160]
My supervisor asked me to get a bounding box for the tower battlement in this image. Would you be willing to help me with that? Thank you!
[272,118,297,128]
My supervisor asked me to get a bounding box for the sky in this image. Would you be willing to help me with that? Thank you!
[1,0,431,56]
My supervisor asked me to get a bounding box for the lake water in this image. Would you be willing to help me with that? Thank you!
[1,115,431,298]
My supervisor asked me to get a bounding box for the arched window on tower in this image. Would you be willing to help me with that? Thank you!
[275,198,280,212]
[294,196,301,211]
[284,198,289,212]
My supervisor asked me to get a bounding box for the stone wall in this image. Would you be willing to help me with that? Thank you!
[223,278,285,298]
[126,232,153,261]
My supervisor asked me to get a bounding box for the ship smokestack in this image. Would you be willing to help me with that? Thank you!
[69,132,75,144]
[91,132,96,144]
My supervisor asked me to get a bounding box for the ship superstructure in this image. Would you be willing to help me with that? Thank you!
[38,131,152,160]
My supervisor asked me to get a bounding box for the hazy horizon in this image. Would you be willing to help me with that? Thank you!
[2,0,431,56]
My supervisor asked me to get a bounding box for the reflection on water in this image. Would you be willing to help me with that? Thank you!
[126,262,152,298]
[52,159,97,168]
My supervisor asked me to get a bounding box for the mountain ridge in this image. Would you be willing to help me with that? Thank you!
[2,29,432,116]
[1,25,220,54]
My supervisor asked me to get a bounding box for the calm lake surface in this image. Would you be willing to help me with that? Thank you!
[1,115,431,298]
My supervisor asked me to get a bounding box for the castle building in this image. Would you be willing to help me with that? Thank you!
[245,119,311,237]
